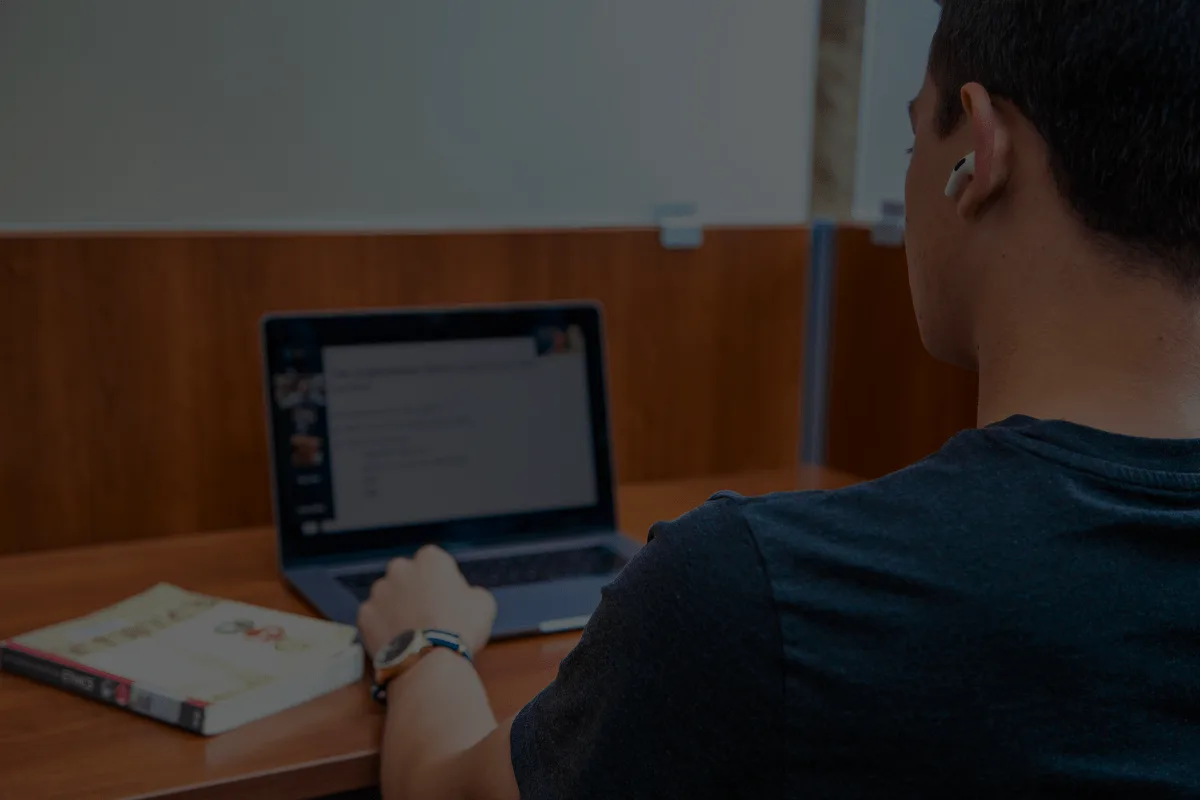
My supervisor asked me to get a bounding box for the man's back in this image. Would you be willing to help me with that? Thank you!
[510,416,1200,797]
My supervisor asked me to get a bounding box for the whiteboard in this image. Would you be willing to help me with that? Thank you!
[0,0,820,233]
[851,0,942,222]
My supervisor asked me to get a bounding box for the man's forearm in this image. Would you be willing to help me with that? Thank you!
[381,648,499,799]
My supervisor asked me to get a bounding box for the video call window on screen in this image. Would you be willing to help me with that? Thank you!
[274,372,328,469]
[271,325,596,537]
[534,324,585,356]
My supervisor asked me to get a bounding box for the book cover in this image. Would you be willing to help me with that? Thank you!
[0,583,363,734]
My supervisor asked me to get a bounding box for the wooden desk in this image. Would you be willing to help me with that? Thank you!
[0,467,857,800]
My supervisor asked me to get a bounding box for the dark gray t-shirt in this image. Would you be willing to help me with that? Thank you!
[509,415,1200,798]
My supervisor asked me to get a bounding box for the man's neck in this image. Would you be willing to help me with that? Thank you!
[975,261,1200,440]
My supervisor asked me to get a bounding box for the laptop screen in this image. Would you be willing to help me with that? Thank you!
[263,304,615,563]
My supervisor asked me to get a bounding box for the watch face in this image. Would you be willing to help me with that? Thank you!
[379,630,415,663]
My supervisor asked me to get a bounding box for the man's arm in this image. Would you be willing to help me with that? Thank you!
[360,495,783,799]
[380,648,517,800]
[357,546,518,800]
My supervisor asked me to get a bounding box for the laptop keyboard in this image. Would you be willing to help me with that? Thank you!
[337,545,628,599]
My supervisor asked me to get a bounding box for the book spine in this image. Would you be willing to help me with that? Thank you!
[0,642,207,734]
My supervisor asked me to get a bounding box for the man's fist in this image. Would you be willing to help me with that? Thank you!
[357,545,498,660]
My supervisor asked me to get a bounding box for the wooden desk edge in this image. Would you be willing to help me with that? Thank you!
[128,750,380,800]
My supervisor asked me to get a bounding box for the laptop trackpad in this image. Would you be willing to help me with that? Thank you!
[491,576,609,639]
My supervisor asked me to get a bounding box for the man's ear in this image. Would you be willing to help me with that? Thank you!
[956,82,1012,218]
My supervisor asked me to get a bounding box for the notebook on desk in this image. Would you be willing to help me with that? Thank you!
[260,302,641,639]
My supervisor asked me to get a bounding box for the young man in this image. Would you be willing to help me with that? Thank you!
[358,1,1200,796]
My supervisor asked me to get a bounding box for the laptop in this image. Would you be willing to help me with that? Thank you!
[261,302,640,639]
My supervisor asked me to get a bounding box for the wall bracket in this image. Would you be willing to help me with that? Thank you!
[870,200,905,247]
[655,203,703,250]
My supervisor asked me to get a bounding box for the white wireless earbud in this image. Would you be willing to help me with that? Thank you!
[944,152,976,197]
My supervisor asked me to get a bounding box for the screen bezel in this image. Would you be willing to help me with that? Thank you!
[261,302,617,566]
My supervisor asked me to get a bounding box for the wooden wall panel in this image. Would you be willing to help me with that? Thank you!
[0,229,807,554]
[826,227,977,479]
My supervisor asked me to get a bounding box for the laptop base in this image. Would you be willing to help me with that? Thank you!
[284,533,640,640]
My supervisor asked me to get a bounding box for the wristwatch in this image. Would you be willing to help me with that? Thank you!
[370,628,473,704]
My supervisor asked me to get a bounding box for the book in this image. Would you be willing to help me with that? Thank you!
[0,583,363,735]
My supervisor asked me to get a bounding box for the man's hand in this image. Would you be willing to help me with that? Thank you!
[357,545,498,660]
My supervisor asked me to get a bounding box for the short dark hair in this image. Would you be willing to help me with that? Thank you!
[928,0,1200,292]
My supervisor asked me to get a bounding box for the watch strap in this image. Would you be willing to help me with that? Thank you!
[423,629,473,663]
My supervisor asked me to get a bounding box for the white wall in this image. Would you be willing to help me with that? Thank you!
[851,0,941,222]
[0,0,820,232]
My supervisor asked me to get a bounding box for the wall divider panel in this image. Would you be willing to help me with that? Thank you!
[1,229,809,554]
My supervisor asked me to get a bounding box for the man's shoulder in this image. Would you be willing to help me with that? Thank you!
[633,427,1048,642]
[677,430,1064,613]
[725,428,1038,546]
[637,490,776,609]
